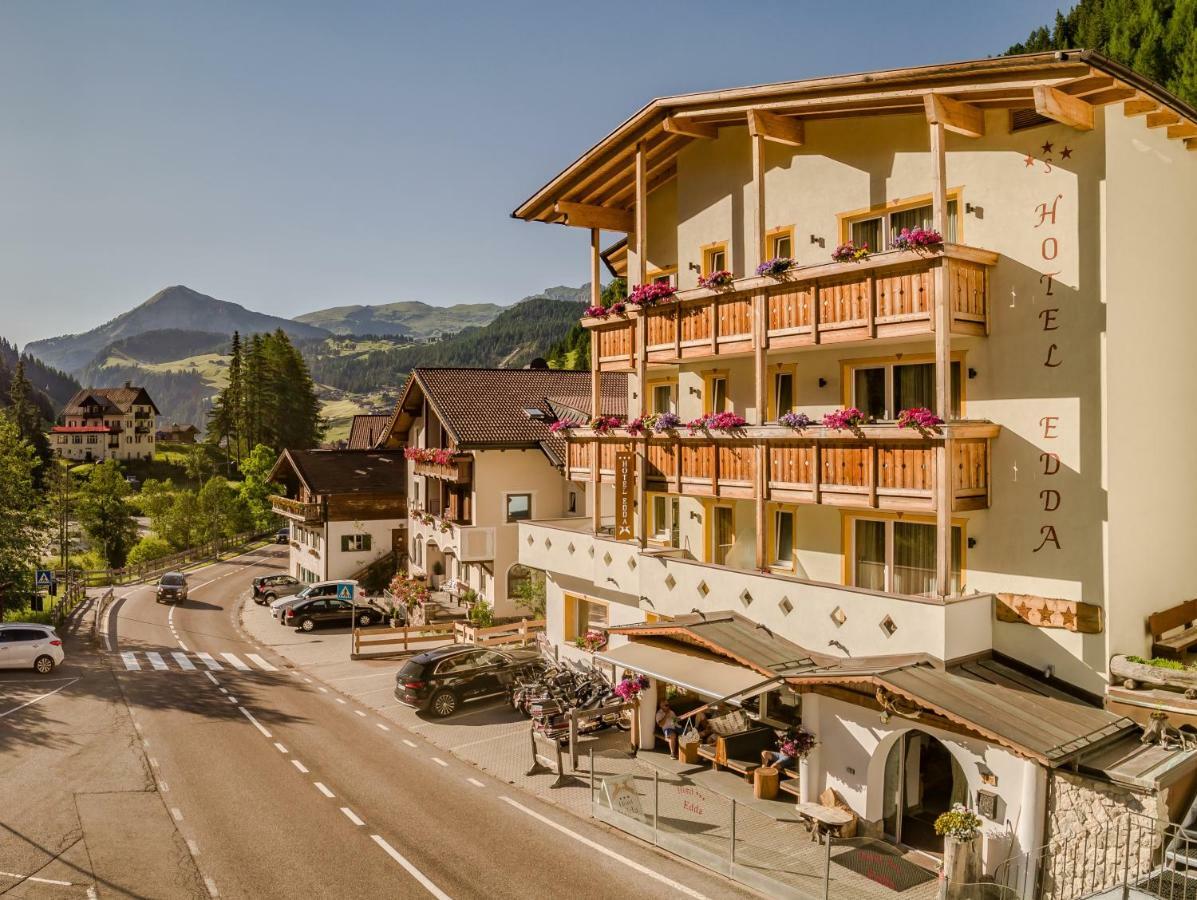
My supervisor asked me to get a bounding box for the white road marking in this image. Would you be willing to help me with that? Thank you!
[145,652,168,671]
[370,835,451,900]
[354,710,366,718]
[340,807,364,826]
[221,652,250,671]
[0,678,80,720]
[431,757,448,768]
[245,653,276,671]
[239,707,272,738]
[0,871,73,887]
[204,875,219,898]
[499,796,710,898]
[313,782,335,798]
[197,652,223,671]
[402,739,417,748]
[467,778,484,788]
[219,687,228,694]
[148,757,159,768]
[168,609,175,624]
[121,652,141,670]
[376,723,390,732]
[318,686,329,693]
[87,886,98,899]
[171,808,183,821]
[273,742,288,753]
[227,695,238,703]
[291,760,309,774]
[171,652,196,671]
[335,698,347,705]
[187,839,199,855]
[158,781,169,793]
[303,677,312,683]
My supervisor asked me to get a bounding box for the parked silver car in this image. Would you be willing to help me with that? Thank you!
[251,574,303,605]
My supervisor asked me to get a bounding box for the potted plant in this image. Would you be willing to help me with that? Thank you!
[891,227,944,252]
[686,412,748,433]
[614,673,650,701]
[779,411,813,431]
[897,407,944,435]
[627,282,676,307]
[697,269,734,290]
[589,415,623,435]
[935,804,982,897]
[779,726,817,760]
[652,412,682,434]
[822,407,866,433]
[756,257,794,278]
[831,241,870,263]
[574,629,607,652]
[625,416,647,437]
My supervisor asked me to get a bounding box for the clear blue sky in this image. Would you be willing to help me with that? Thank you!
[0,0,1061,348]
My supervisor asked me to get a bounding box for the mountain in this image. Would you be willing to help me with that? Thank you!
[25,285,329,374]
[305,292,589,393]
[0,338,81,414]
[294,285,591,338]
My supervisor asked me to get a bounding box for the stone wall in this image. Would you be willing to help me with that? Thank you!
[1039,772,1167,899]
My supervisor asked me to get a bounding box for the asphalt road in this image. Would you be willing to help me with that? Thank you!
[3,546,758,899]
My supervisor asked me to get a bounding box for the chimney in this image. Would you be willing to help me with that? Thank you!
[124,380,132,389]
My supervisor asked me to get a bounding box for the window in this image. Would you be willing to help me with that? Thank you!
[566,594,609,640]
[505,493,532,522]
[413,536,423,566]
[760,687,801,727]
[767,227,794,261]
[705,372,729,414]
[507,564,541,598]
[771,368,795,420]
[711,506,734,566]
[849,516,963,596]
[650,495,680,547]
[702,242,728,276]
[848,359,962,420]
[649,381,678,415]
[648,267,677,287]
[341,534,372,553]
[845,196,960,250]
[773,509,795,568]
[567,491,577,514]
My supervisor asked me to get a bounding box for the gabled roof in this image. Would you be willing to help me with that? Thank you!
[513,50,1197,225]
[63,385,159,416]
[385,367,627,465]
[268,449,406,496]
[346,414,391,450]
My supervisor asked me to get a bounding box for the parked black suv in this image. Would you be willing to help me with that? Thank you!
[394,645,543,717]
[284,596,382,632]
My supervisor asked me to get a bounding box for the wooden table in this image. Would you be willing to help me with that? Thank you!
[794,802,854,843]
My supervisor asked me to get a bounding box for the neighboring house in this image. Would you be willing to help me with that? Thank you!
[511,51,1197,886]
[376,366,626,617]
[49,382,159,463]
[157,423,200,444]
[346,414,390,450]
[268,449,407,584]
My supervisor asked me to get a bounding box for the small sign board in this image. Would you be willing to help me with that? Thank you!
[614,452,635,541]
[337,583,355,602]
[35,569,53,588]
[602,775,645,822]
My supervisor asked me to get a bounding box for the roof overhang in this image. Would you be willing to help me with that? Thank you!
[512,50,1197,227]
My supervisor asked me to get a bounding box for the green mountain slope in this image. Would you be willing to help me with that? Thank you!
[295,301,505,338]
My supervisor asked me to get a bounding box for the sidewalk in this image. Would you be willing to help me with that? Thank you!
[237,597,939,900]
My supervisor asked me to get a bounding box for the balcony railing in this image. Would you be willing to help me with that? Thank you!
[587,244,996,369]
[270,494,323,523]
[565,423,996,512]
[412,456,472,484]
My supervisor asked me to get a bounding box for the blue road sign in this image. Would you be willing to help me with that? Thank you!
[35,569,53,588]
[337,583,354,601]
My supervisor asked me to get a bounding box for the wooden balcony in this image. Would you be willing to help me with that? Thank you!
[412,455,472,484]
[565,423,996,512]
[270,494,323,523]
[584,244,996,370]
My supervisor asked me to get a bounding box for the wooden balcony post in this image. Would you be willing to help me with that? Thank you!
[590,440,602,533]
[634,141,648,393]
[754,440,767,570]
[751,131,766,268]
[930,118,953,597]
[636,444,647,549]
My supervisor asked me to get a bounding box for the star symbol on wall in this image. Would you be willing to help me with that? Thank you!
[1024,155,1036,167]
[1059,606,1077,630]
[1060,146,1074,160]
[1038,602,1055,625]
[1015,601,1032,620]
[1041,140,1055,154]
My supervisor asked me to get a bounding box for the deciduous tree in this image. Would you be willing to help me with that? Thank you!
[77,460,139,569]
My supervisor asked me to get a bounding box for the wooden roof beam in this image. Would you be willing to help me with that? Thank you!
[1187,138,1197,151]
[1124,96,1159,116]
[923,93,985,138]
[1167,123,1197,140]
[552,201,633,233]
[746,109,805,147]
[1146,109,1181,129]
[663,115,719,140]
[1082,86,1136,105]
[1060,74,1115,96]
[1033,85,1094,131]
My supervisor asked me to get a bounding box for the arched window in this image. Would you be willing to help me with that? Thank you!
[507,565,545,613]
[413,535,424,567]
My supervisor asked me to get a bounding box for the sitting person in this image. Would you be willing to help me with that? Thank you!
[761,732,800,773]
[656,697,680,759]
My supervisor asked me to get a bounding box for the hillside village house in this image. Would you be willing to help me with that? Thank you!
[511,50,1197,889]
[269,449,407,584]
[50,383,159,462]
[345,413,391,450]
[375,367,625,617]
[156,423,199,444]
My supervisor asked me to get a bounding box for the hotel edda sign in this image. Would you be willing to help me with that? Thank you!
[615,452,634,541]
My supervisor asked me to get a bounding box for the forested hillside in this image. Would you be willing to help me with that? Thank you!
[306,296,587,393]
[1008,0,1197,105]
[0,338,80,412]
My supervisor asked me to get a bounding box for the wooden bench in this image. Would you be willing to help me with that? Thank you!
[697,726,776,780]
[1150,599,1197,659]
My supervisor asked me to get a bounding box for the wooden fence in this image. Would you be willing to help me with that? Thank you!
[63,531,270,587]
[352,622,457,659]
[452,618,545,647]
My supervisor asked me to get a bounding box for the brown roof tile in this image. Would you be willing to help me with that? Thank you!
[346,414,391,450]
[63,385,159,416]
[270,449,407,496]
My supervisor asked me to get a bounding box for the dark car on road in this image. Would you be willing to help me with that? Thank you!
[394,645,543,718]
[275,528,290,544]
[284,596,382,632]
[155,572,188,604]
[252,574,303,605]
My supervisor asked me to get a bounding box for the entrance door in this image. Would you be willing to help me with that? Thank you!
[882,730,966,855]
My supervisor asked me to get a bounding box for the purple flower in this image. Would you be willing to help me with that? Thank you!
[756,257,794,278]
[779,411,812,430]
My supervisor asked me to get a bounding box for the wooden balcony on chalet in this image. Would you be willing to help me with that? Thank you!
[565,423,997,513]
[411,455,472,484]
[587,244,996,371]
[270,494,324,523]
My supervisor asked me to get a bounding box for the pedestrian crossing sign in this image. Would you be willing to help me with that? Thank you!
[337,583,354,601]
[35,569,53,588]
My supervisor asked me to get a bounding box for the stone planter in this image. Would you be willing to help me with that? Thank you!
[940,834,980,900]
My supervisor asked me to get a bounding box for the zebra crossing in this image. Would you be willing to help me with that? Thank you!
[119,649,279,673]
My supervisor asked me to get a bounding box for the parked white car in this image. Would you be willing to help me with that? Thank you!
[0,624,64,674]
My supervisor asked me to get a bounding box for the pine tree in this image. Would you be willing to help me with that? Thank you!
[0,417,49,612]
[6,359,51,487]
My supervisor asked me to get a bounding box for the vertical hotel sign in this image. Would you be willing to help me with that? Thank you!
[614,452,635,541]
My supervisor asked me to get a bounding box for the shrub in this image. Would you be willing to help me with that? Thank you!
[127,536,175,569]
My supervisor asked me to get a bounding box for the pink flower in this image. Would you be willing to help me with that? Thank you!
[626,282,677,307]
[822,407,866,431]
[897,407,944,433]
